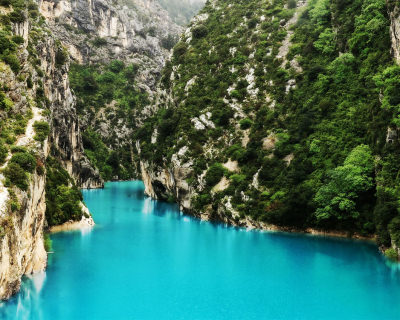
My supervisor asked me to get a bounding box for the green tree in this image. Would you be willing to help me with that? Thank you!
[315,145,374,222]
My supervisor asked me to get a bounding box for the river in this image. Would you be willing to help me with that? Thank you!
[1,181,400,319]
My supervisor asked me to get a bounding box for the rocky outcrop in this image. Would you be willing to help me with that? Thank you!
[0,16,49,295]
[0,165,48,300]
[37,0,183,176]
[0,3,101,300]
[39,39,103,188]
[39,0,181,93]
[140,161,194,212]
[388,1,400,63]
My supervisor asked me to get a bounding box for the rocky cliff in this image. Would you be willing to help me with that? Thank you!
[137,0,400,260]
[39,0,181,93]
[0,1,101,299]
[36,0,185,181]
[388,0,400,63]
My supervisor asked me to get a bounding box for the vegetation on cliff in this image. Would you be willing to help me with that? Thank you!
[45,157,84,227]
[69,61,148,181]
[135,0,400,251]
[0,0,92,227]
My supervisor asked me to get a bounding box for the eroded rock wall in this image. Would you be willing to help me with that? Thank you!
[38,0,181,92]
[0,4,101,299]
[388,1,400,63]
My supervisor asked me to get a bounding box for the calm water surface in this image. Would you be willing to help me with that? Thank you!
[1,181,400,319]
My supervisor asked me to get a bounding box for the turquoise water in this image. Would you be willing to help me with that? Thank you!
[1,181,400,319]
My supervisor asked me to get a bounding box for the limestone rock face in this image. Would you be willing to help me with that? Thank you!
[0,19,49,298]
[38,37,103,188]
[388,1,400,63]
[39,0,182,92]
[37,0,183,165]
[0,165,48,300]
[0,5,101,300]
[140,161,194,213]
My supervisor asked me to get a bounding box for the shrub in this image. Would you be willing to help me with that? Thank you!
[161,34,177,50]
[239,118,253,129]
[0,91,13,110]
[0,32,15,54]
[4,163,28,190]
[55,47,68,67]
[288,0,297,9]
[109,60,125,73]
[384,248,398,261]
[8,10,26,23]
[10,145,26,153]
[205,163,225,187]
[44,233,52,252]
[389,216,400,246]
[0,141,7,165]
[192,25,208,39]
[10,152,36,172]
[11,35,24,45]
[45,157,84,226]
[27,75,33,88]
[173,42,188,61]
[3,53,20,73]
[92,37,107,47]
[33,121,50,142]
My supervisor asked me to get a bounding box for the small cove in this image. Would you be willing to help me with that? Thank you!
[1,181,400,319]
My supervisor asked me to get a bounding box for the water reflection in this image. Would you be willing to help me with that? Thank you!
[0,272,46,320]
[2,181,400,320]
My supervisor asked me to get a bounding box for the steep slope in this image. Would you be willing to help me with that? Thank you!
[137,0,400,260]
[39,0,182,93]
[157,0,206,25]
[388,0,400,62]
[38,0,185,181]
[0,0,101,299]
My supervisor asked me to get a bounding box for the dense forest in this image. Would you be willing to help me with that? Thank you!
[134,0,400,259]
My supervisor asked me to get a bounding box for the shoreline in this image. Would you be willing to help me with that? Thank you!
[198,213,376,243]
[81,180,387,255]
[49,215,95,233]
[94,180,377,242]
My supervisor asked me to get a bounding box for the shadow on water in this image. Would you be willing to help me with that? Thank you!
[180,208,400,275]
[91,181,400,280]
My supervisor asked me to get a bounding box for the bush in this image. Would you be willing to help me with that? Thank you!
[92,37,107,47]
[55,47,68,67]
[45,157,84,226]
[33,121,50,142]
[109,60,125,73]
[3,53,20,73]
[0,91,13,110]
[192,25,208,39]
[0,141,7,165]
[205,163,225,187]
[389,216,400,246]
[44,233,52,252]
[0,32,15,54]
[173,42,188,61]
[288,0,297,9]
[4,163,28,191]
[10,152,36,172]
[161,34,177,50]
[239,118,253,129]
[384,248,398,261]
[8,10,26,23]
[10,145,26,153]
[11,35,24,45]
